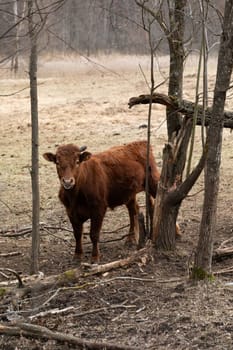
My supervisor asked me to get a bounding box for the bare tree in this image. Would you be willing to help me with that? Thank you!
[193,0,233,279]
[27,0,40,274]
[26,0,66,273]
[131,0,227,255]
[134,0,201,249]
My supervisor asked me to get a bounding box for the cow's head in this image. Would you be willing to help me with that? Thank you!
[43,144,91,190]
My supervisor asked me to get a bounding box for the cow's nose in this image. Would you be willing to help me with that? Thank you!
[62,177,75,189]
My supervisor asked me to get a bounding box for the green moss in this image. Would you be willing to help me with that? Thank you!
[63,269,76,280]
[191,267,214,281]
[57,269,77,285]
[0,288,6,297]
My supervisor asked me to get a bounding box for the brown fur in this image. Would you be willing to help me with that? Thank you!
[43,141,160,263]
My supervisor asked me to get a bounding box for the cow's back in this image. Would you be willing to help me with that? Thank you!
[77,141,159,208]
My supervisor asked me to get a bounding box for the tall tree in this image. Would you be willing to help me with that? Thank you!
[27,0,66,274]
[135,0,202,250]
[28,0,40,274]
[193,0,233,278]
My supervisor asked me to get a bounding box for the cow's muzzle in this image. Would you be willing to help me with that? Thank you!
[61,177,75,190]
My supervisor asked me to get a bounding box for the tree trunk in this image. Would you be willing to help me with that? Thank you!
[193,0,233,278]
[152,136,206,250]
[150,0,188,250]
[152,146,179,249]
[166,0,187,141]
[135,0,191,251]
[11,0,19,74]
[28,0,40,274]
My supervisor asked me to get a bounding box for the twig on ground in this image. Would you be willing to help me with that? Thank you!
[214,266,233,275]
[217,237,233,250]
[71,304,136,318]
[29,306,75,320]
[0,321,137,350]
[0,268,24,288]
[0,252,21,257]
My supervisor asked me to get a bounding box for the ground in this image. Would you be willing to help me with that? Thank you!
[0,55,233,349]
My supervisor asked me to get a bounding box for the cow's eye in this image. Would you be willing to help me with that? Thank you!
[56,161,59,166]
[76,159,80,165]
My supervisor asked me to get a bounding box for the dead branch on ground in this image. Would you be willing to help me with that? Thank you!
[0,321,137,350]
[213,237,233,261]
[0,247,150,296]
[0,222,130,239]
[0,268,24,288]
[214,266,233,275]
[0,252,21,257]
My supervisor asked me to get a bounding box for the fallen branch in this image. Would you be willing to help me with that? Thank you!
[0,322,137,350]
[0,247,150,297]
[128,92,233,129]
[213,247,233,261]
[214,266,233,275]
[0,227,32,238]
[71,304,136,318]
[213,238,233,261]
[82,247,150,277]
[0,268,24,288]
[29,306,75,320]
[0,223,130,238]
[0,252,21,257]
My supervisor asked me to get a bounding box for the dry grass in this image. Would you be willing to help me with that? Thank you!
[0,53,232,230]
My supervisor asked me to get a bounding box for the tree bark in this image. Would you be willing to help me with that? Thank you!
[193,0,233,278]
[28,0,40,275]
[166,0,187,141]
[11,0,19,74]
[152,142,206,249]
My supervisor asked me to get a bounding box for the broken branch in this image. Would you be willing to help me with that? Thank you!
[0,322,137,350]
[128,92,233,129]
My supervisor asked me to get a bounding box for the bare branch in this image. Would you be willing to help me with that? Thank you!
[0,268,24,288]
[128,92,233,129]
[0,321,137,350]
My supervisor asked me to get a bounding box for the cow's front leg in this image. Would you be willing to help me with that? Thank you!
[70,218,84,261]
[89,213,105,264]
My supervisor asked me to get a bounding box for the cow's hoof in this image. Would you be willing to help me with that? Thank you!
[124,239,138,249]
[72,254,82,262]
[91,256,100,265]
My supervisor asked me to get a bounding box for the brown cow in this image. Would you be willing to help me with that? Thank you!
[43,140,160,263]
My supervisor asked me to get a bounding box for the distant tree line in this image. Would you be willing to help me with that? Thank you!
[0,0,225,61]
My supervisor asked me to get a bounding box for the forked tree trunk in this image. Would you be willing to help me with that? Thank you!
[151,115,194,249]
[193,0,233,278]
[153,0,187,249]
[152,141,207,249]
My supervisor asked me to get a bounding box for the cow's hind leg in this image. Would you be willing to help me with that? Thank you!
[148,195,155,238]
[125,197,139,246]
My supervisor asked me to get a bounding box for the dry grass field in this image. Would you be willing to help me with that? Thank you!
[0,54,233,349]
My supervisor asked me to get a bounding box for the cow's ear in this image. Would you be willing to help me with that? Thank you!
[79,151,92,163]
[43,152,56,163]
